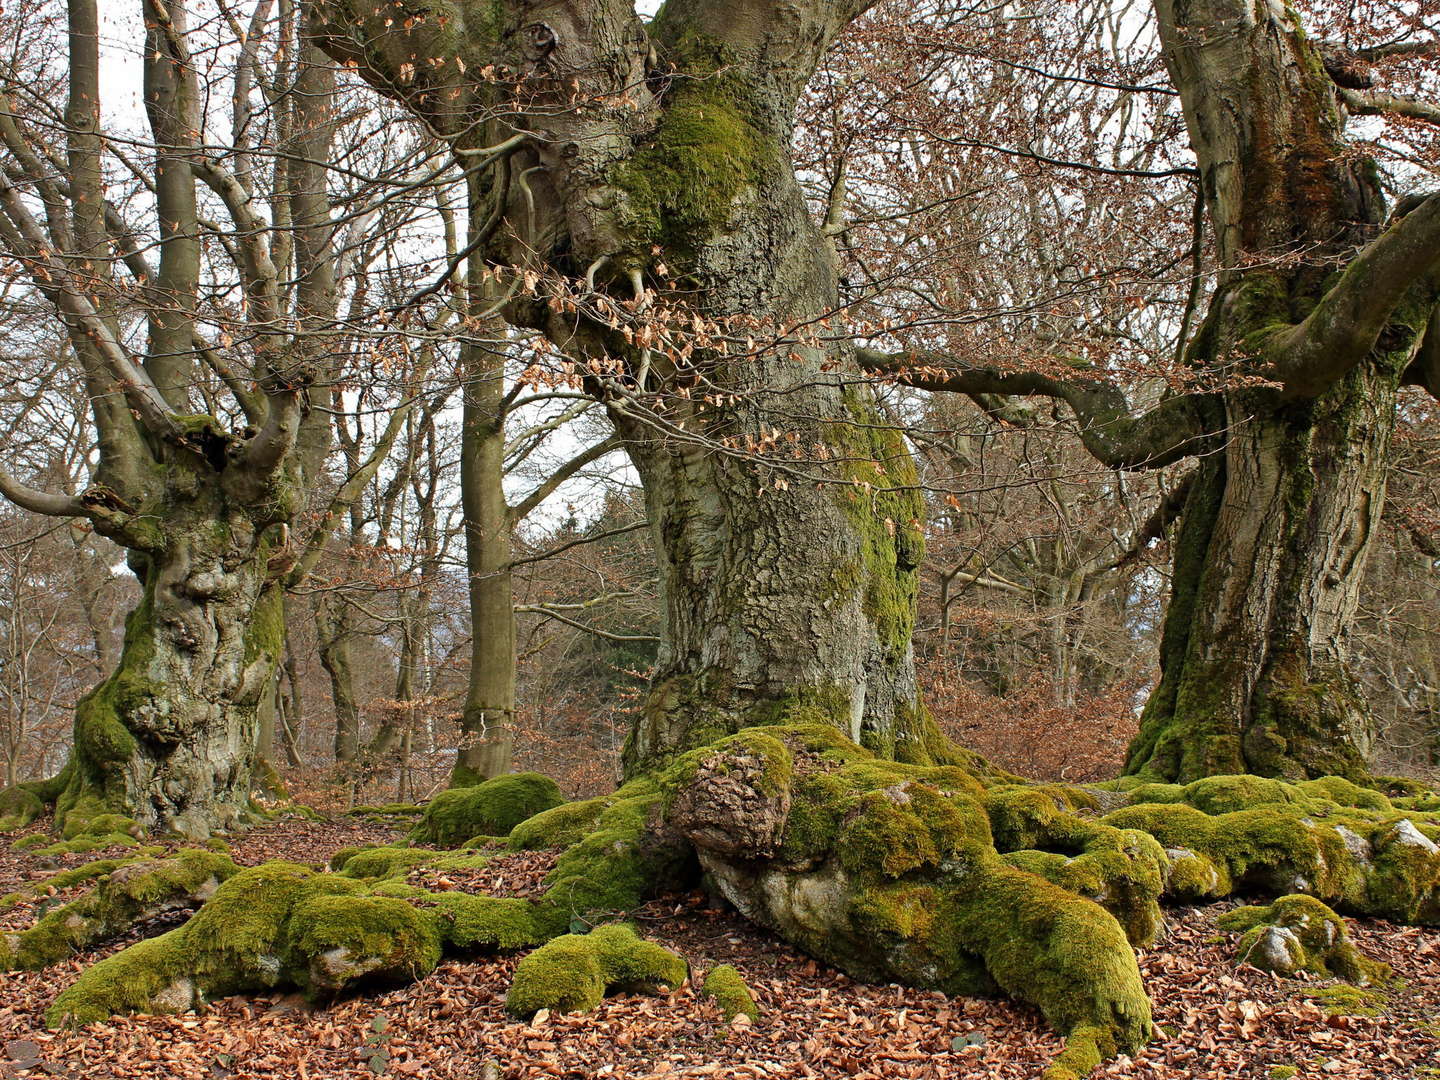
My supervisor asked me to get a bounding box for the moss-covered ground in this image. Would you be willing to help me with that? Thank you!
[2,725,1438,1078]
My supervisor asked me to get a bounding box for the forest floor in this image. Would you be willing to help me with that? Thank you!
[0,815,1437,1080]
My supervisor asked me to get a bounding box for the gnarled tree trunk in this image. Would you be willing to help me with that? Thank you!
[68,477,290,837]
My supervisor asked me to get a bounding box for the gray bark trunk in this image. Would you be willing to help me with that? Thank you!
[1127,366,1397,780]
[67,484,286,837]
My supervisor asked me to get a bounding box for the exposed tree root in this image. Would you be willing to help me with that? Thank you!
[504,924,687,1019]
[16,725,1440,1079]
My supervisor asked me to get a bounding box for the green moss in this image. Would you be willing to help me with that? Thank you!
[539,780,694,922]
[0,786,45,831]
[3,849,237,972]
[611,35,772,261]
[63,813,141,841]
[335,845,491,881]
[12,834,49,851]
[508,798,608,850]
[1218,895,1387,984]
[700,963,758,1022]
[504,924,687,1019]
[1269,1067,1299,1079]
[287,893,442,993]
[410,773,565,848]
[1306,984,1387,1017]
[424,892,554,951]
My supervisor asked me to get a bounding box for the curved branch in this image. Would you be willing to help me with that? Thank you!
[1269,192,1440,398]
[855,348,1210,470]
[0,466,84,518]
[1338,86,1440,127]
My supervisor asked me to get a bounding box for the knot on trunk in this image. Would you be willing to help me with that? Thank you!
[665,731,793,859]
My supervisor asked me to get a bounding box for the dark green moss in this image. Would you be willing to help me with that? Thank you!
[410,773,565,848]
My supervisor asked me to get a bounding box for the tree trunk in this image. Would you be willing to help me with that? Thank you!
[454,173,516,789]
[315,595,362,765]
[620,386,936,773]
[64,487,286,837]
[1127,365,1397,781]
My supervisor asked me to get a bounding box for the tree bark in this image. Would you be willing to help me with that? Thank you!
[315,595,362,765]
[1126,364,1399,780]
[64,479,289,837]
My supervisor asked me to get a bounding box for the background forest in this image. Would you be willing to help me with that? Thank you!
[0,0,1436,807]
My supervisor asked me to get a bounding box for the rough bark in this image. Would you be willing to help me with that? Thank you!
[61,454,295,837]
[310,0,944,777]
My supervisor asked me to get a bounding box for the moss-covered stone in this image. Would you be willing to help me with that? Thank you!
[700,963,758,1022]
[287,893,442,993]
[1218,895,1387,984]
[0,785,45,831]
[410,773,565,848]
[504,924,687,1018]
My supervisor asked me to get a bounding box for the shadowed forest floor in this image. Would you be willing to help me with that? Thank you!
[0,816,1437,1080]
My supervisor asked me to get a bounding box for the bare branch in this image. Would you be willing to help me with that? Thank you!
[1338,86,1440,127]
[0,467,84,518]
[855,348,1209,470]
[507,435,621,524]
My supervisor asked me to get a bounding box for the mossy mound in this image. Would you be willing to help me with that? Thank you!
[1,849,236,972]
[409,773,565,848]
[1218,895,1387,984]
[661,725,1155,1078]
[47,862,446,1025]
[700,963,758,1022]
[504,924,687,1019]
[508,797,610,851]
[0,785,45,832]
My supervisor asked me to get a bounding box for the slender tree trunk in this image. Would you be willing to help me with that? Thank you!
[315,595,362,764]
[453,173,515,787]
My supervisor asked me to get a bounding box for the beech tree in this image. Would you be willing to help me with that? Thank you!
[1,5,1439,1080]
[858,0,1440,781]
[0,0,420,834]
[310,0,1440,783]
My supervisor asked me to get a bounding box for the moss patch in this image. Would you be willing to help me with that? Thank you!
[700,963,758,1022]
[504,924,687,1019]
[410,773,565,848]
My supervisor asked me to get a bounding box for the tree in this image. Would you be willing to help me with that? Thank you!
[0,0,418,834]
[858,0,1440,781]
[6,6,1439,1079]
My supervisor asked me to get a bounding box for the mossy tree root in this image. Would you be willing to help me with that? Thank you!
[48,780,694,1027]
[40,726,1440,1080]
[504,924,687,1019]
[656,726,1440,1079]
[1,850,237,972]
[1217,895,1388,984]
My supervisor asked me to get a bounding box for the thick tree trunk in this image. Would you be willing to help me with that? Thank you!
[64,487,286,837]
[621,386,936,772]
[1127,366,1399,780]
